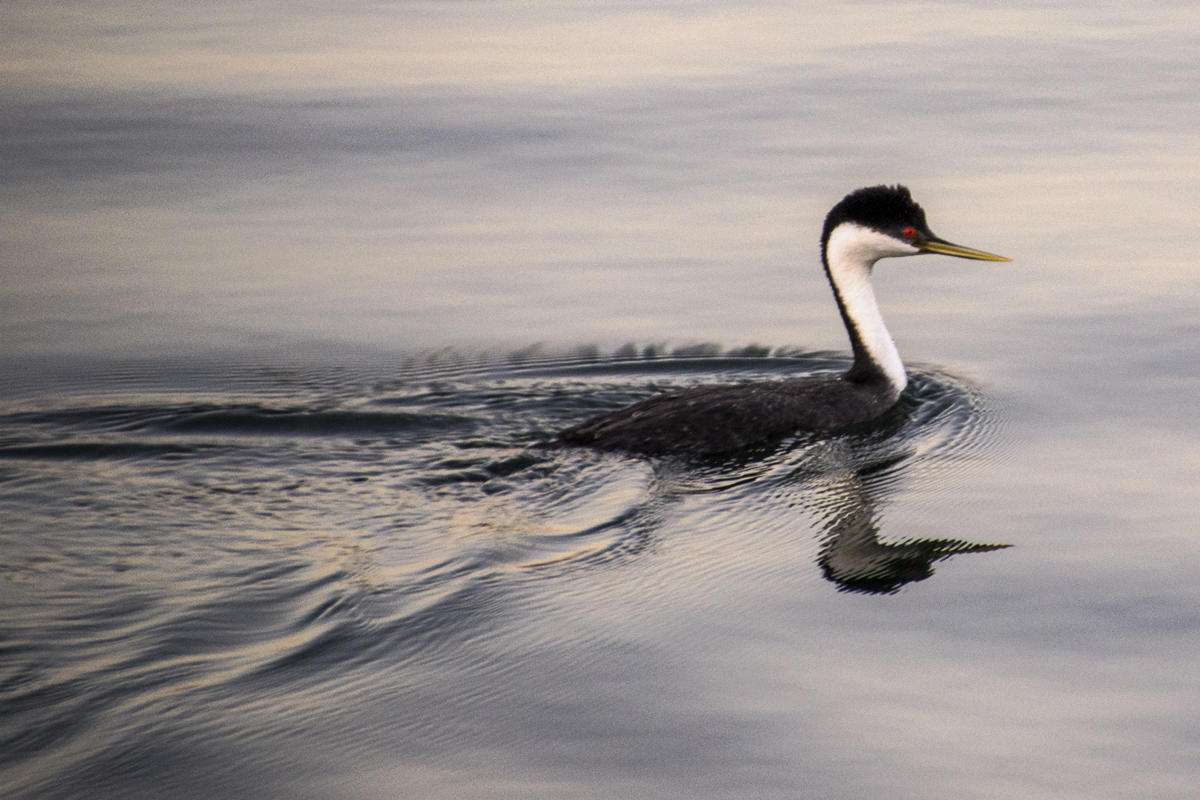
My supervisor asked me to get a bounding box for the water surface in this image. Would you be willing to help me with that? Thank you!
[4,1,1200,798]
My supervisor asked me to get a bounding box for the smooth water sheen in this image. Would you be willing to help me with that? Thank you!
[5,1,1200,798]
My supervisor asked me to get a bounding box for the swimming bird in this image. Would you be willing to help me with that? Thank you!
[554,185,1010,456]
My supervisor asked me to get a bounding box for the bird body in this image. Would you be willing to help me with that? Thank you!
[554,185,1009,456]
[554,374,895,456]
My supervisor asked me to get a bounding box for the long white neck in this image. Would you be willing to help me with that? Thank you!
[823,223,919,393]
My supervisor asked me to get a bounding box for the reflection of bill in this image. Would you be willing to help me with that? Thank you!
[814,477,1009,595]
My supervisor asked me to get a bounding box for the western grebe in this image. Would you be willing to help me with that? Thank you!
[554,185,1010,456]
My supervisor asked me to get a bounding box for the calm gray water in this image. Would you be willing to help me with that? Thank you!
[4,1,1200,798]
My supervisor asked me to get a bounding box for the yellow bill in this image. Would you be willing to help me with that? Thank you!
[919,239,1012,262]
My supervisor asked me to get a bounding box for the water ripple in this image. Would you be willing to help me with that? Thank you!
[0,348,1009,797]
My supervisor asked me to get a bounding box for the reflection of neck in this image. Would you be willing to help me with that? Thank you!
[815,471,1011,595]
[823,223,908,393]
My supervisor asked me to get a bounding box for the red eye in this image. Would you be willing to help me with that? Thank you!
[903,227,917,238]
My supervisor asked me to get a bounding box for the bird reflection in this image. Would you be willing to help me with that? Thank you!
[811,470,1009,595]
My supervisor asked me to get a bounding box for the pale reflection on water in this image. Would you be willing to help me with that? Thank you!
[4,1,1200,798]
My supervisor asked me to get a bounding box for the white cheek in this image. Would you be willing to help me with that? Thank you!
[826,223,921,265]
